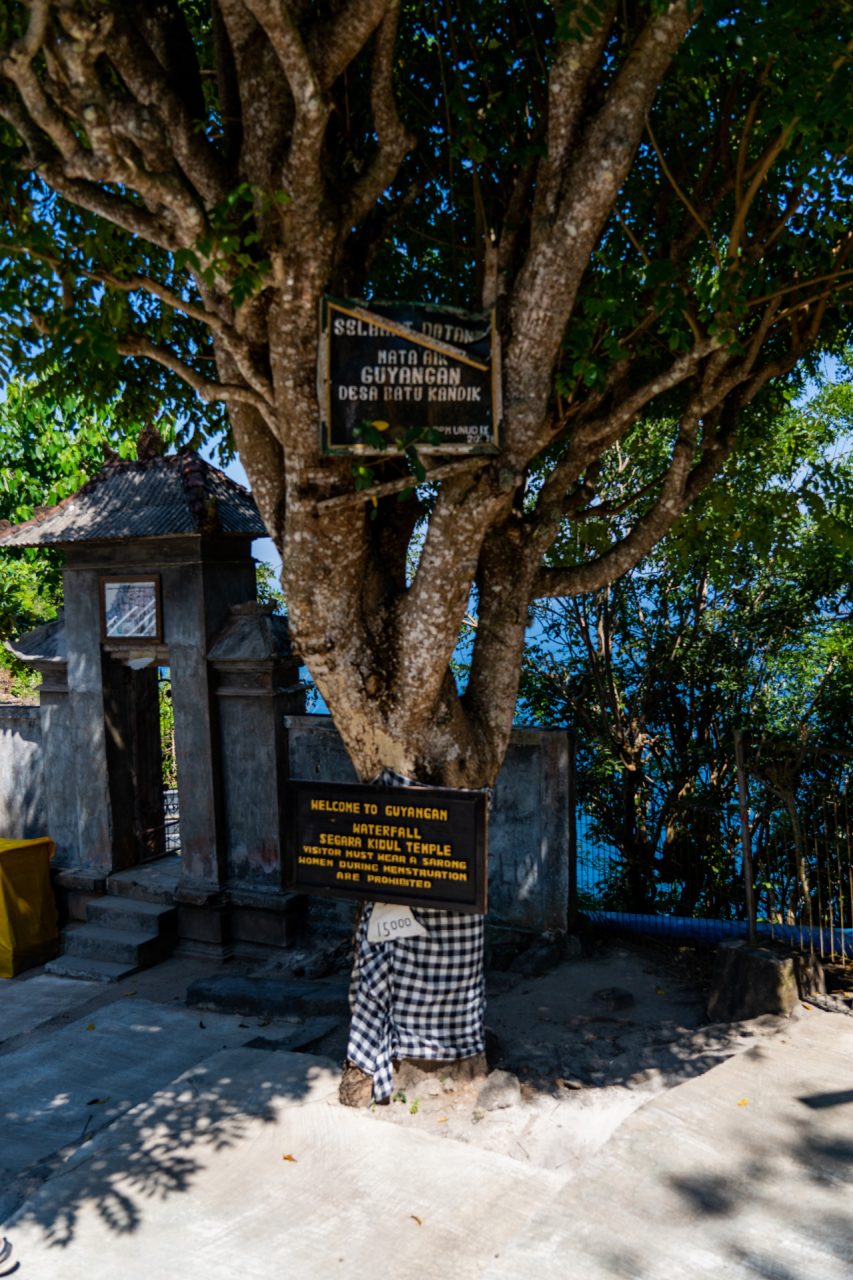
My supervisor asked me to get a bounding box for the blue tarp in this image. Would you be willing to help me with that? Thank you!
[584,910,853,959]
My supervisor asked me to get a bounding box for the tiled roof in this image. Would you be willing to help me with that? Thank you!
[208,603,295,663]
[0,451,266,547]
[4,614,66,664]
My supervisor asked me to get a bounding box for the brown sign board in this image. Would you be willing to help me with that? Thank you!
[318,296,502,455]
[284,780,488,914]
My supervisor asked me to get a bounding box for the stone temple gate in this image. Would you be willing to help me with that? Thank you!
[1,448,573,976]
[1,449,307,969]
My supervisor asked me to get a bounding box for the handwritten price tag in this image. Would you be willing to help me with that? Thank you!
[367,904,429,944]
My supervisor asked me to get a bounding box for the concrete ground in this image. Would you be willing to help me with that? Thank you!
[1,944,852,1279]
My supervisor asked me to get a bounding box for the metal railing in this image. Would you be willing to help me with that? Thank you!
[571,738,852,968]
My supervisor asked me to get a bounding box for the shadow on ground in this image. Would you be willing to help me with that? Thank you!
[664,1100,853,1280]
[486,939,770,1095]
[6,1048,337,1250]
[479,1010,853,1280]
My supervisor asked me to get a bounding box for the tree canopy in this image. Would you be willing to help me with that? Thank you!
[522,366,853,911]
[0,0,851,784]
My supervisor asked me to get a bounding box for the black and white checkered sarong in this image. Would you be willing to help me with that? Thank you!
[346,904,486,1103]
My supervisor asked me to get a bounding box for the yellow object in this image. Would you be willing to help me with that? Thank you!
[0,836,59,978]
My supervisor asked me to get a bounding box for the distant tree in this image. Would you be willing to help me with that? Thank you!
[522,372,853,912]
[254,560,286,613]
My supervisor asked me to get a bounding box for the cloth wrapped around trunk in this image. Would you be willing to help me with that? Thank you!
[346,902,486,1102]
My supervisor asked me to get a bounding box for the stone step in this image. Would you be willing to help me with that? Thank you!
[87,896,177,937]
[106,858,181,905]
[61,923,166,968]
[106,879,175,906]
[44,954,138,983]
[186,974,350,1019]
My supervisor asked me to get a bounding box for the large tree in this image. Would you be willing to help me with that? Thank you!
[0,0,851,790]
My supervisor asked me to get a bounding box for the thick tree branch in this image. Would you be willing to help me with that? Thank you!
[214,0,294,195]
[116,334,275,423]
[37,8,210,240]
[40,169,180,248]
[530,1,617,237]
[0,92,49,158]
[311,0,391,91]
[533,384,763,604]
[1,4,79,158]
[396,476,506,719]
[108,14,230,209]
[242,0,329,188]
[2,9,207,251]
[242,0,323,106]
[239,0,333,212]
[575,339,719,450]
[525,337,719,560]
[506,0,700,464]
[534,407,709,597]
[18,0,51,58]
[462,522,534,779]
[344,0,415,230]
[226,399,287,540]
[88,261,275,406]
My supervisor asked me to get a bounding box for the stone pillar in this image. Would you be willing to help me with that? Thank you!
[63,567,114,875]
[166,560,221,884]
[209,604,307,949]
[165,543,259,891]
[162,556,226,948]
[38,659,74,865]
[165,539,258,950]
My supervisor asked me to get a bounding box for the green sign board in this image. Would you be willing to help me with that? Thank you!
[318,297,501,455]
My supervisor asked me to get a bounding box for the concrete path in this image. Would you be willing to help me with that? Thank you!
[4,1048,563,1280]
[0,991,334,1224]
[483,1009,853,1280]
[0,973,101,1044]
[1,1001,269,1167]
[2,962,852,1279]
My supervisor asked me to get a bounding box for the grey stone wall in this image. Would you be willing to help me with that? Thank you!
[0,704,47,839]
[0,700,572,934]
[285,715,570,932]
